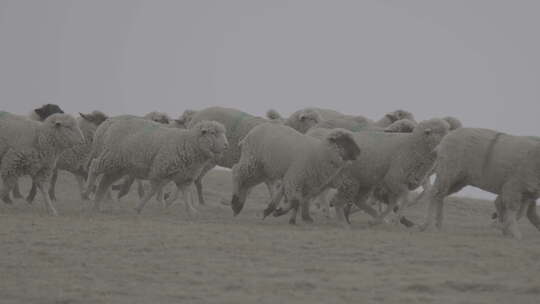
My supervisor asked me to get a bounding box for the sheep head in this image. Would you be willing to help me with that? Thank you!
[413,118,450,150]
[192,120,228,158]
[173,109,197,128]
[285,108,322,134]
[34,103,64,121]
[44,113,85,149]
[442,116,463,131]
[325,129,361,161]
[384,119,417,133]
[79,111,108,126]
[266,109,283,121]
[144,111,171,124]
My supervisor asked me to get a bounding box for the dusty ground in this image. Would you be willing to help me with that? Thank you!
[1,170,539,304]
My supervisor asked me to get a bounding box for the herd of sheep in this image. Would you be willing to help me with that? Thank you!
[0,104,539,240]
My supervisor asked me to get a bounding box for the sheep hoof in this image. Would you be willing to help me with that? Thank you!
[399,216,415,228]
[503,225,522,240]
[302,216,314,224]
[49,210,58,217]
[134,207,142,214]
[262,207,274,219]
[163,192,170,201]
[490,220,504,231]
[417,222,430,232]
[368,218,382,226]
[273,208,288,217]
[289,218,297,225]
[2,195,13,204]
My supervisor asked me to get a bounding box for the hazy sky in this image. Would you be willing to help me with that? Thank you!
[1,0,539,198]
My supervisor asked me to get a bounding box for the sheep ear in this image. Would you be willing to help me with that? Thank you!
[79,112,91,121]
[385,112,398,121]
[328,131,361,161]
[35,107,46,119]
[54,121,62,128]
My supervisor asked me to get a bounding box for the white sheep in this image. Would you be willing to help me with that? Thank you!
[25,111,109,203]
[170,109,198,129]
[313,119,449,227]
[187,106,284,206]
[143,111,171,124]
[0,112,84,215]
[89,112,174,201]
[85,117,228,214]
[273,108,417,134]
[229,122,361,224]
[419,128,540,239]
[10,104,65,199]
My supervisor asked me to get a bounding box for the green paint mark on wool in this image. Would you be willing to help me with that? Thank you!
[0,111,8,119]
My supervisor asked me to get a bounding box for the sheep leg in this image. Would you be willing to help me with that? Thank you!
[75,175,89,200]
[194,177,205,205]
[0,176,16,204]
[500,185,523,239]
[315,189,332,218]
[298,197,314,223]
[36,181,57,216]
[195,162,214,206]
[134,180,164,214]
[181,185,198,217]
[165,186,180,207]
[26,181,38,204]
[11,182,23,199]
[137,179,145,198]
[263,186,284,219]
[83,159,99,199]
[230,162,265,216]
[93,172,123,212]
[288,199,301,225]
[48,168,59,201]
[526,198,540,231]
[115,176,135,200]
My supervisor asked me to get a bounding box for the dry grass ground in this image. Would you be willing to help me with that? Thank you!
[1,170,539,304]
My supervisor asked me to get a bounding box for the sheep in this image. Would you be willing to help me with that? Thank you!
[302,118,418,218]
[28,103,64,121]
[25,111,109,203]
[418,128,540,239]
[383,119,417,133]
[374,109,416,128]
[170,109,197,129]
[143,111,171,124]
[313,119,449,227]
[89,112,174,200]
[413,116,464,202]
[229,122,361,224]
[0,112,84,215]
[186,106,283,206]
[85,117,228,214]
[10,104,65,199]
[273,107,416,134]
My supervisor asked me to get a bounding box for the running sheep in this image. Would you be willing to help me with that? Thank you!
[85,116,228,214]
[229,122,360,224]
[0,112,84,215]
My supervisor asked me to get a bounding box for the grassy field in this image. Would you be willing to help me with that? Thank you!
[1,169,539,304]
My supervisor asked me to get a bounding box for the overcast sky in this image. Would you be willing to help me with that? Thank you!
[1,0,539,198]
